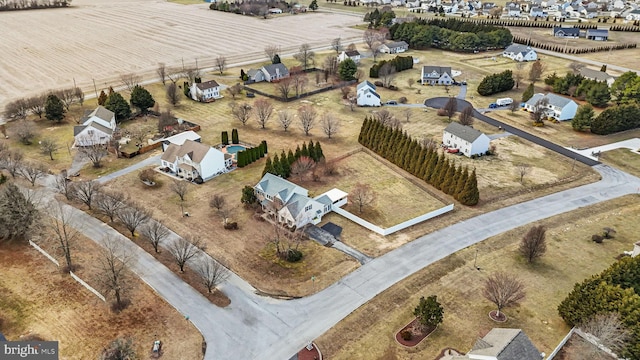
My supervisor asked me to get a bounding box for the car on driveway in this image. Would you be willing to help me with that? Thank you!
[386,100,398,105]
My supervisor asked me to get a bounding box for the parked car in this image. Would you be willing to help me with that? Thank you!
[488,103,498,109]
[446,148,460,153]
[386,100,398,105]
[246,92,255,98]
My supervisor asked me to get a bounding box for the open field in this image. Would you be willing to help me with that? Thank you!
[599,148,640,178]
[0,0,364,111]
[509,26,640,50]
[0,233,203,359]
[317,195,640,359]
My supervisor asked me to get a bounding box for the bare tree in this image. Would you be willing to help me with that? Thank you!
[74,87,85,107]
[530,98,549,125]
[275,76,294,100]
[166,83,180,107]
[516,163,530,184]
[169,236,205,272]
[348,92,357,111]
[374,109,400,128]
[40,138,59,160]
[290,156,314,181]
[298,105,317,136]
[3,99,28,120]
[443,97,458,120]
[290,67,309,97]
[458,106,474,126]
[19,162,47,186]
[140,220,170,253]
[209,194,226,212]
[528,60,545,83]
[54,174,73,200]
[482,272,526,320]
[170,179,189,214]
[323,56,339,80]
[569,62,585,74]
[230,102,252,126]
[196,257,230,293]
[215,56,227,75]
[120,73,141,93]
[95,190,127,223]
[519,225,547,263]
[165,67,183,85]
[363,29,383,61]
[157,63,167,85]
[15,120,37,145]
[264,44,280,62]
[293,43,315,70]
[27,94,46,119]
[79,143,107,168]
[117,203,152,237]
[379,62,396,88]
[158,109,175,136]
[278,110,294,131]
[401,108,413,123]
[48,201,80,271]
[406,77,414,89]
[94,236,134,311]
[577,313,630,357]
[514,61,525,89]
[183,67,201,84]
[331,37,342,54]
[254,98,274,129]
[71,180,101,210]
[226,83,243,100]
[321,112,340,139]
[349,182,376,213]
[509,101,520,113]
[0,149,24,178]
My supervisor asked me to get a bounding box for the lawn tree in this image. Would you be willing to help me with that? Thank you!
[363,29,383,61]
[323,56,339,80]
[48,201,80,271]
[321,112,340,139]
[79,143,108,168]
[40,138,59,160]
[293,43,315,70]
[95,236,134,311]
[169,236,205,272]
[348,92,357,111]
[166,83,181,107]
[240,185,257,206]
[254,98,274,129]
[215,56,227,75]
[402,108,412,123]
[95,190,127,223]
[602,227,616,239]
[516,163,530,184]
[290,156,314,181]
[528,60,544,83]
[0,182,39,242]
[572,104,594,131]
[101,337,136,360]
[278,110,294,131]
[443,96,458,120]
[230,102,252,126]
[170,179,189,214]
[482,272,526,320]
[209,194,226,212]
[406,77,415,89]
[165,67,183,85]
[3,99,28,120]
[519,225,547,263]
[196,257,230,293]
[509,101,520,113]
[54,173,73,201]
[71,180,101,210]
[514,61,525,89]
[97,90,108,106]
[119,73,141,92]
[272,54,281,64]
[275,76,294,100]
[338,58,357,81]
[290,67,309,97]
[56,88,82,111]
[15,120,37,145]
[19,162,47,186]
[73,87,85,107]
[331,36,342,54]
[298,104,317,136]
[576,313,630,357]
[157,63,167,85]
[45,94,65,122]
[129,85,155,114]
[413,295,444,331]
[104,91,131,121]
[117,203,151,237]
[158,109,175,136]
[340,86,351,100]
[226,83,243,99]
[27,94,46,119]
[349,182,377,213]
[530,98,549,125]
[374,109,400,128]
[140,220,170,253]
[0,149,24,178]
[379,62,396,88]
[183,67,201,85]
[264,44,280,63]
[458,106,474,126]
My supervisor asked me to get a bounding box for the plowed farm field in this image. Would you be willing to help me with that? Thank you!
[0,0,363,111]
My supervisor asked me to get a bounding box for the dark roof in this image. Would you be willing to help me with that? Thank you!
[262,63,289,77]
[586,29,609,36]
[345,50,360,57]
[553,27,580,36]
[470,329,542,360]
[357,80,376,91]
[444,122,485,143]
[73,125,87,136]
[422,66,452,78]
[384,41,409,49]
[0,332,6,341]
[195,80,220,90]
[321,222,343,238]
[505,44,535,55]
[498,331,543,360]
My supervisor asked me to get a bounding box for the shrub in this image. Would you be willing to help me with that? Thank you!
[400,330,413,341]
[477,70,514,96]
[285,249,303,262]
[592,234,604,243]
[388,85,398,91]
[224,222,238,230]
[399,97,408,104]
[374,80,384,87]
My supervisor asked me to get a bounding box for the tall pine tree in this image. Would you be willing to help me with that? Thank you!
[459,169,479,206]
[262,157,274,176]
[454,166,469,200]
[280,150,291,177]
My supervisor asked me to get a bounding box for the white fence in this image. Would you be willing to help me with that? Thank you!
[546,327,574,359]
[332,204,454,236]
[29,240,59,267]
[70,271,106,302]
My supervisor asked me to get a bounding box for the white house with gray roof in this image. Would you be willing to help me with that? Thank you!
[73,106,116,147]
[449,328,543,360]
[524,93,578,121]
[189,80,222,102]
[247,63,290,83]
[503,44,538,62]
[356,80,381,107]
[254,173,347,228]
[160,139,231,181]
[579,67,616,87]
[443,122,491,157]
[421,66,454,85]
[379,41,409,54]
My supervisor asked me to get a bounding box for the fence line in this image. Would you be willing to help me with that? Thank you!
[546,327,574,359]
[29,240,59,267]
[70,271,106,302]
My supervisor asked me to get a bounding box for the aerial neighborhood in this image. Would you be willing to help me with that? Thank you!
[2,0,640,360]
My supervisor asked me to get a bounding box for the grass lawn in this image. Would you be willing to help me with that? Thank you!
[316,195,640,360]
[599,148,640,178]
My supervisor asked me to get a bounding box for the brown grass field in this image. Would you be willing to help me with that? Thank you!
[316,195,640,360]
[599,148,640,178]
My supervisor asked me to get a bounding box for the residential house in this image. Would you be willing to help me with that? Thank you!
[524,93,578,121]
[254,173,347,228]
[442,122,490,157]
[268,7,283,13]
[529,6,546,16]
[379,41,409,54]
[337,50,361,64]
[161,130,201,151]
[553,26,580,38]
[626,9,640,20]
[247,63,289,83]
[503,44,538,61]
[506,2,521,16]
[450,328,543,360]
[73,106,117,147]
[421,66,454,85]
[160,139,232,181]
[356,80,381,107]
[586,29,609,41]
[189,80,222,102]
[579,67,616,86]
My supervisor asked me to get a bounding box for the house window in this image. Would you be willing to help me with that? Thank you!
[305,204,312,212]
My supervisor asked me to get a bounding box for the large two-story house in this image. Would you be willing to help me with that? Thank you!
[524,93,578,121]
[503,44,538,62]
[443,122,491,157]
[189,80,222,102]
[73,106,117,147]
[356,80,381,107]
[421,66,454,85]
[160,139,232,181]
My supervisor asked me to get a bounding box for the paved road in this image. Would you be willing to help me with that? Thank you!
[424,97,600,166]
[566,137,640,161]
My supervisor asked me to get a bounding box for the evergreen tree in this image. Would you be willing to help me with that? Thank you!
[97,90,108,106]
[280,150,291,177]
[237,151,246,167]
[232,129,239,144]
[459,169,479,206]
[273,154,284,177]
[272,54,281,64]
[424,152,440,184]
[104,91,131,121]
[338,58,358,81]
[358,118,370,144]
[308,141,317,162]
[315,142,324,160]
[261,140,268,154]
[258,143,265,158]
[262,157,274,176]
[45,94,65,122]
[240,69,246,80]
[435,158,450,190]
[453,166,469,200]
[441,163,457,194]
[129,85,155,114]
[287,150,295,167]
[295,145,302,159]
[309,0,318,11]
[301,142,310,158]
[585,81,611,107]
[222,131,229,145]
[572,104,594,131]
[522,83,534,102]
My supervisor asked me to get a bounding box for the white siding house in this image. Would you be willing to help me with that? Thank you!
[503,44,538,61]
[356,80,381,107]
[73,106,117,146]
[190,80,222,102]
[337,50,361,64]
[421,66,454,85]
[160,139,231,181]
[524,93,578,121]
[379,41,409,54]
[443,122,491,157]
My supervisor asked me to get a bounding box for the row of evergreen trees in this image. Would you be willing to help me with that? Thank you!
[513,36,637,54]
[439,17,602,29]
[369,55,414,78]
[262,141,325,178]
[221,129,240,146]
[358,118,479,206]
[237,140,268,168]
[477,70,515,96]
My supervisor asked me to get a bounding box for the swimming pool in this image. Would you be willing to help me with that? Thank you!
[226,145,246,155]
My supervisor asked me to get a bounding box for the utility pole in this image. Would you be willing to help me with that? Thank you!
[92,78,98,99]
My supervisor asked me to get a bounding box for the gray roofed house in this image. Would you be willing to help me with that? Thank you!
[463,328,543,360]
[74,105,117,147]
[159,139,231,181]
[357,80,381,106]
[379,41,409,54]
[553,26,580,38]
[421,66,454,85]
[586,29,608,41]
[503,44,538,62]
[443,122,491,157]
[190,80,222,102]
[524,93,578,121]
[255,173,308,205]
[261,63,290,82]
[579,67,616,86]
[81,106,115,125]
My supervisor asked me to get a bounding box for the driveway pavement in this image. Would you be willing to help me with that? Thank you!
[566,138,640,161]
[95,154,161,184]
